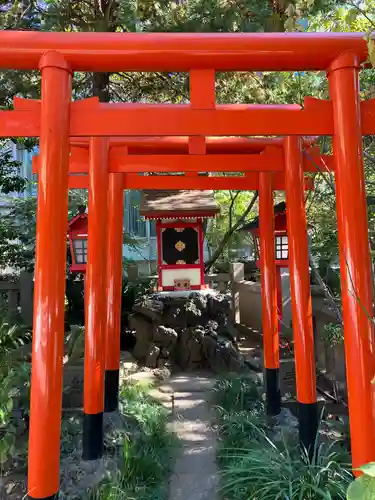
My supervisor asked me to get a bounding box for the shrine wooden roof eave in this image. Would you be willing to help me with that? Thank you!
[142,211,217,220]
[68,212,87,229]
[140,190,220,219]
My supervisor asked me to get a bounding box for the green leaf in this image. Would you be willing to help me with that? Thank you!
[345,7,358,26]
[284,17,295,32]
[286,3,295,17]
[360,463,375,477]
[347,475,375,500]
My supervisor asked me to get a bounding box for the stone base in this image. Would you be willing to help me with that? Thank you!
[130,291,247,374]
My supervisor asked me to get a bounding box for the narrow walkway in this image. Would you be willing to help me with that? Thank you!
[160,374,218,500]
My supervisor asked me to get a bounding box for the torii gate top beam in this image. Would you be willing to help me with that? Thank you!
[0,31,370,72]
[71,136,319,153]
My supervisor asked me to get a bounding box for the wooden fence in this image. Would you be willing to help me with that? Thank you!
[0,271,33,326]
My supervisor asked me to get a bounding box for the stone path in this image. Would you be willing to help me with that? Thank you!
[122,357,219,500]
[159,373,218,500]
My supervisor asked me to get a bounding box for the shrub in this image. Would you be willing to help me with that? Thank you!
[0,318,31,465]
[321,323,343,347]
[219,426,351,500]
[214,375,351,500]
[213,374,262,413]
[90,381,177,500]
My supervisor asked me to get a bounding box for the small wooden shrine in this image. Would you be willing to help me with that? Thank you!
[140,190,220,291]
[67,205,88,273]
[242,201,289,266]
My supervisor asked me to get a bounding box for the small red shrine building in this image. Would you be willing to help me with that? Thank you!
[140,190,220,291]
[242,202,289,267]
[68,205,88,273]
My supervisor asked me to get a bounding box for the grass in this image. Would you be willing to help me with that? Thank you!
[89,381,177,500]
[214,375,268,459]
[214,374,352,500]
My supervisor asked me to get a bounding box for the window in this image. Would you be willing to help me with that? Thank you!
[73,239,88,264]
[275,235,288,260]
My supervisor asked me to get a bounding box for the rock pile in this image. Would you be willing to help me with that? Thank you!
[129,291,247,374]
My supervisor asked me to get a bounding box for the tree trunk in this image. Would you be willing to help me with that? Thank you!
[92,72,110,102]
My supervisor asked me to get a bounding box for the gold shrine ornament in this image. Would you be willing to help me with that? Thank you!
[175,240,186,252]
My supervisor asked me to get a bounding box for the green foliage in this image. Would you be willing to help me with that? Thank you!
[219,430,351,500]
[65,324,85,363]
[214,374,262,413]
[0,140,27,194]
[214,375,269,465]
[90,381,177,500]
[347,463,375,500]
[215,375,351,500]
[321,322,344,347]
[0,316,31,465]
[0,196,37,271]
[0,319,31,356]
[0,190,89,272]
[207,190,258,262]
[122,275,157,313]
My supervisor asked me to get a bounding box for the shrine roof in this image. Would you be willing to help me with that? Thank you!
[140,190,220,219]
[68,206,87,228]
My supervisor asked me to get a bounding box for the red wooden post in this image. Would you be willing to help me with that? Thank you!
[28,52,71,500]
[83,138,109,460]
[284,136,317,453]
[328,52,375,470]
[259,172,280,415]
[104,173,125,412]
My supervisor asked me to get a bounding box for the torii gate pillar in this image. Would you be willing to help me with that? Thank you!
[28,52,72,500]
[329,52,375,471]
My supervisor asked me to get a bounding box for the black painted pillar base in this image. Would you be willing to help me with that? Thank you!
[104,369,120,413]
[298,401,319,458]
[83,412,104,460]
[265,367,281,416]
[28,494,58,500]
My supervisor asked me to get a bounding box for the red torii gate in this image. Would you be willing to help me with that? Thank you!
[32,136,325,449]
[0,30,375,500]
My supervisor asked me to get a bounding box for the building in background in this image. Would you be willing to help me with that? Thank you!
[123,190,157,274]
[1,143,158,273]
[0,142,37,215]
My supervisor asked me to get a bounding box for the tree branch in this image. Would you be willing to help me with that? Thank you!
[308,250,343,324]
[205,191,258,272]
[228,191,241,229]
[364,150,375,167]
